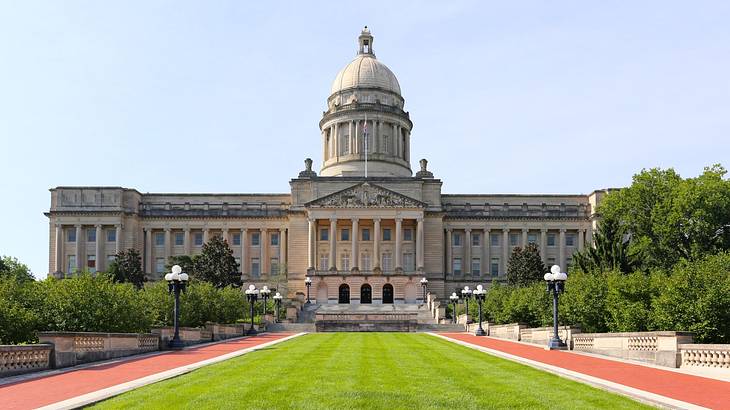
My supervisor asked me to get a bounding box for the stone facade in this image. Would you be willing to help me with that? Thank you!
[45,28,608,302]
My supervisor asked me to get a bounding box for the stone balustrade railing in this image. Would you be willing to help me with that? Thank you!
[680,344,730,368]
[0,344,53,377]
[572,331,694,368]
[520,326,581,348]
[38,332,160,369]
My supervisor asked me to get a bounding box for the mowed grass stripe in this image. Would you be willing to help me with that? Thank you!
[92,333,649,409]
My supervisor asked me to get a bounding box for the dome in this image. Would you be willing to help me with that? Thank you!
[330,54,401,96]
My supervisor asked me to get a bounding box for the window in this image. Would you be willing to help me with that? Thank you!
[566,233,576,247]
[67,255,77,273]
[271,258,279,274]
[107,229,116,242]
[382,135,389,154]
[155,232,165,246]
[175,233,184,246]
[509,233,520,246]
[87,228,96,242]
[252,232,260,246]
[472,258,481,276]
[232,233,241,246]
[319,254,328,271]
[528,233,537,245]
[271,232,279,246]
[361,228,370,241]
[361,253,371,270]
[341,228,349,241]
[341,135,350,155]
[404,228,413,241]
[403,252,415,271]
[453,258,462,275]
[547,233,556,247]
[87,255,96,273]
[490,258,499,276]
[107,255,116,267]
[67,229,76,242]
[472,233,481,247]
[194,232,203,246]
[341,253,350,270]
[155,257,165,274]
[252,258,260,278]
[383,228,392,241]
[490,234,499,246]
[452,233,462,247]
[382,252,392,272]
[320,228,328,241]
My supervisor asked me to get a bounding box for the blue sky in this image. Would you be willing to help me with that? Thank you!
[1,1,728,278]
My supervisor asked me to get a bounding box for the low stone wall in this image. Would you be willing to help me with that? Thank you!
[572,331,694,368]
[204,323,246,341]
[151,327,213,348]
[680,344,730,368]
[38,332,159,369]
[0,344,53,377]
[489,323,527,340]
[520,326,581,348]
[315,313,418,332]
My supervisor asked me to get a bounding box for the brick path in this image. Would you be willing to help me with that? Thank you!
[0,333,294,410]
[440,333,730,410]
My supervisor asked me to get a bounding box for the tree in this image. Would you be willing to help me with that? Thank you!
[0,256,34,282]
[573,218,637,273]
[506,244,546,286]
[192,236,240,288]
[107,249,145,289]
[165,255,196,274]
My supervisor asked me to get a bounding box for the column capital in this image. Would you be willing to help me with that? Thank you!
[373,217,382,223]
[502,228,510,233]
[395,217,403,223]
[541,228,548,233]
[560,228,567,233]
[329,217,338,223]
[164,227,171,232]
[446,228,453,233]
[279,227,286,233]
[240,227,247,232]
[75,224,83,228]
[351,217,359,223]
[95,224,102,228]
[522,228,528,233]
[416,216,424,222]
[184,227,191,232]
[465,228,472,233]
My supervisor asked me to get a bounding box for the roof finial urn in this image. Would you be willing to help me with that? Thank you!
[416,158,434,178]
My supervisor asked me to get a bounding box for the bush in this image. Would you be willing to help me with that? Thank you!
[560,270,609,333]
[0,277,41,344]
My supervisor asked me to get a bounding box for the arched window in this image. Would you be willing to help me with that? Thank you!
[382,284,394,304]
[361,283,372,304]
[382,135,389,154]
[338,284,350,304]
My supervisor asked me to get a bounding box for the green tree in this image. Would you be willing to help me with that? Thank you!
[108,249,145,289]
[165,255,196,274]
[0,277,41,343]
[573,218,637,273]
[192,236,240,288]
[0,256,34,282]
[506,244,546,286]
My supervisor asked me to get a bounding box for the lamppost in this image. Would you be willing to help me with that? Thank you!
[420,277,428,302]
[544,265,568,350]
[244,284,259,335]
[304,276,312,304]
[449,292,459,324]
[260,285,271,317]
[461,286,472,324]
[473,284,487,336]
[164,265,189,349]
[273,292,283,323]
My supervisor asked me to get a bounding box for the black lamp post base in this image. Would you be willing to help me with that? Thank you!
[168,338,185,350]
[475,327,487,336]
[246,327,258,336]
[547,337,568,350]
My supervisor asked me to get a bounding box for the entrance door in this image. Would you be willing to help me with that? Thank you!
[361,284,372,304]
[382,284,394,304]
[338,284,350,304]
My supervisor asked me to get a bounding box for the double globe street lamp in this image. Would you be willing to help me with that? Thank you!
[244,284,259,335]
[260,285,271,317]
[273,292,283,323]
[449,292,459,324]
[164,265,189,349]
[544,265,568,350]
[304,276,312,304]
[473,284,487,336]
[461,286,473,324]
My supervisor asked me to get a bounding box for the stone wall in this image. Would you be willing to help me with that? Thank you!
[520,326,581,348]
[38,332,159,369]
[488,323,526,340]
[315,312,418,332]
[680,344,730,368]
[0,344,53,377]
[572,331,694,368]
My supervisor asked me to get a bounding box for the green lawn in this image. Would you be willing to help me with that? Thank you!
[93,333,649,409]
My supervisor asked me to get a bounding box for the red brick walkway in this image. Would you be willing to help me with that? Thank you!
[0,333,293,410]
[440,333,730,410]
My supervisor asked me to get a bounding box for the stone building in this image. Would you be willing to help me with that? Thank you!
[46,27,607,304]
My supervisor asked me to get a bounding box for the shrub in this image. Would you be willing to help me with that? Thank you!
[0,277,41,344]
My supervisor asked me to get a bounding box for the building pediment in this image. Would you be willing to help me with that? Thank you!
[306,182,425,209]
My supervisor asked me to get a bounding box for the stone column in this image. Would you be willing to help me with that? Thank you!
[559,229,566,269]
[373,120,379,153]
[348,121,354,155]
[540,228,548,264]
[279,228,286,274]
[586,225,594,248]
[307,219,315,270]
[54,224,63,274]
[483,228,490,276]
[115,224,122,254]
[144,228,152,274]
[240,228,247,274]
[396,125,402,158]
[222,228,229,243]
[392,123,398,157]
[354,120,359,154]
[464,229,472,275]
[95,224,103,271]
[261,229,268,275]
[502,228,509,275]
[522,228,528,247]
[351,218,359,270]
[183,228,191,255]
[75,225,83,273]
[373,218,381,270]
[328,219,337,270]
[445,229,452,274]
[417,217,424,271]
[164,228,172,263]
[203,228,209,244]
[578,228,585,250]
[334,122,340,158]
[395,218,402,270]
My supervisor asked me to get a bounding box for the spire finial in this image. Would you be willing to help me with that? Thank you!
[358,27,374,56]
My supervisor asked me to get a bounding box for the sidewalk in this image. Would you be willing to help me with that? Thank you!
[0,333,298,410]
[437,332,730,410]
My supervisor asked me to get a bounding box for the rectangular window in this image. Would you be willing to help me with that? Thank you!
[509,233,520,246]
[155,257,165,273]
[452,233,462,247]
[341,253,350,271]
[527,233,537,245]
[319,254,328,271]
[67,255,77,273]
[490,258,499,276]
[155,232,165,246]
[271,232,279,246]
[547,233,556,247]
[383,228,392,241]
[251,258,260,278]
[566,233,576,247]
[271,258,279,274]
[382,135,389,154]
[175,232,184,246]
[361,228,370,241]
[194,232,203,246]
[361,253,371,271]
[472,258,481,276]
[107,229,116,242]
[490,234,499,246]
[107,255,116,267]
[382,252,392,272]
[252,232,260,246]
[403,252,415,271]
[87,228,96,242]
[320,228,328,241]
[232,233,241,246]
[472,233,480,247]
[404,228,413,241]
[453,258,462,275]
[87,255,96,273]
[67,229,76,242]
[341,228,349,241]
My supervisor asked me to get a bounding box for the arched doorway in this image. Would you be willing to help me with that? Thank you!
[361,284,372,304]
[338,284,350,304]
[382,284,394,304]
